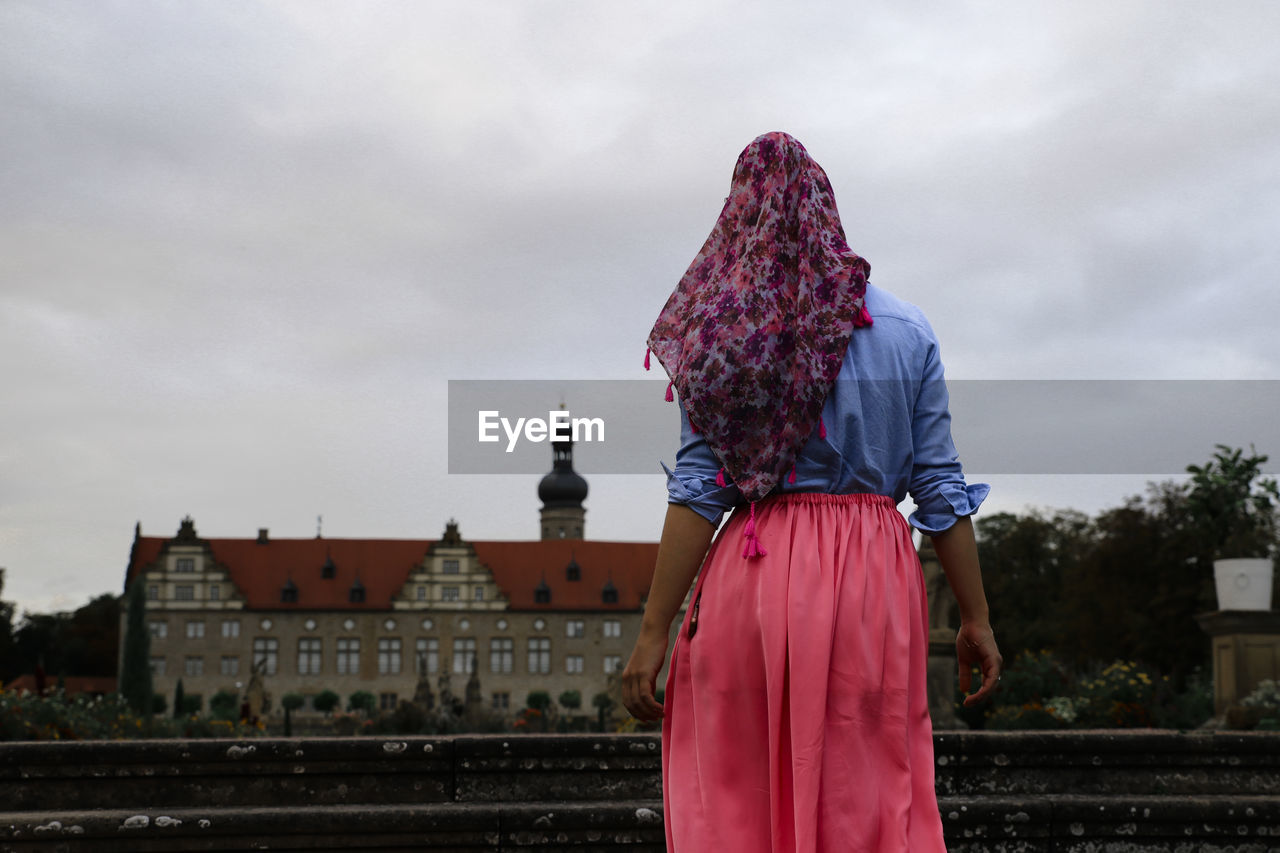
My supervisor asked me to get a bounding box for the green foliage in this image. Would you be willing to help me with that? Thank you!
[0,689,262,741]
[591,691,614,710]
[1187,445,1279,558]
[210,689,239,720]
[281,693,305,712]
[963,652,1213,731]
[173,679,186,719]
[525,690,552,712]
[557,690,581,711]
[118,581,152,717]
[312,689,340,714]
[152,692,167,715]
[347,690,376,715]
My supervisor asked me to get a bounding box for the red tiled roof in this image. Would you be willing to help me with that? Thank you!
[4,675,117,695]
[473,539,658,610]
[126,533,658,612]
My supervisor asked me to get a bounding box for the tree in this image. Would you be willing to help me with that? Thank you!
[526,690,552,713]
[558,690,582,712]
[0,568,15,684]
[119,581,152,717]
[313,689,340,715]
[210,689,239,721]
[173,679,186,719]
[1187,445,1279,559]
[282,693,305,736]
[347,690,377,715]
[592,691,615,732]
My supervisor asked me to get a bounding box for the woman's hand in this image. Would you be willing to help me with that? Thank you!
[622,626,670,722]
[956,621,1002,707]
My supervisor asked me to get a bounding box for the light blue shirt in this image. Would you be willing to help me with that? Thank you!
[662,284,989,534]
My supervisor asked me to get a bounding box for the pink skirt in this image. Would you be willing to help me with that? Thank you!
[662,493,947,853]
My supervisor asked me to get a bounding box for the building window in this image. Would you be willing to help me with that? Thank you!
[185,656,203,677]
[253,637,279,676]
[148,621,168,640]
[566,619,585,639]
[416,638,439,675]
[186,620,205,639]
[602,581,619,604]
[527,637,551,675]
[566,559,581,582]
[322,555,336,579]
[175,585,194,601]
[566,654,584,674]
[337,638,360,675]
[604,655,623,675]
[298,638,322,675]
[221,656,239,676]
[490,638,513,674]
[349,581,366,604]
[149,657,166,676]
[175,558,195,573]
[603,619,622,638]
[209,584,220,601]
[453,638,477,674]
[378,638,402,675]
[442,559,460,574]
[442,586,460,602]
[222,619,240,639]
[146,585,159,601]
[380,692,398,711]
[473,586,485,601]
[281,581,298,604]
[492,692,510,710]
[534,581,551,604]
[416,585,427,601]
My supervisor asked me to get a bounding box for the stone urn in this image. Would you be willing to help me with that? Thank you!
[1214,558,1274,611]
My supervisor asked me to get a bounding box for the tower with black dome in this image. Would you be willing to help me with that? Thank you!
[538,431,587,540]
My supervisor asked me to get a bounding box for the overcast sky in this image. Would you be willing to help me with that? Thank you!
[3,1,1278,618]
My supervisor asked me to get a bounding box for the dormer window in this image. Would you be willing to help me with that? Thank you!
[534,580,551,604]
[349,579,366,603]
[565,558,581,582]
[322,556,336,579]
[442,559,460,575]
[602,579,618,604]
[281,580,298,604]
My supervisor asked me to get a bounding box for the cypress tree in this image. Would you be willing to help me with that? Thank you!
[173,678,186,719]
[119,579,153,717]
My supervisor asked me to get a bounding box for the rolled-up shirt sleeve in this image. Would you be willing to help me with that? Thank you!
[907,334,990,534]
[663,402,742,528]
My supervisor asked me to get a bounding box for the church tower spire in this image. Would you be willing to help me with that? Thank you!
[538,408,587,540]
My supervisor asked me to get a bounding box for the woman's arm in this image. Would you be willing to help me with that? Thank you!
[621,503,716,721]
[929,515,1003,706]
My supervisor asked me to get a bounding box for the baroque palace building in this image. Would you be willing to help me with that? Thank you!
[121,438,663,720]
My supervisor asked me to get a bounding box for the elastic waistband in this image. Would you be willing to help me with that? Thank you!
[748,492,897,509]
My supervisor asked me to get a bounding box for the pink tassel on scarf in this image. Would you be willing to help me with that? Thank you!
[788,465,797,485]
[741,501,767,558]
[644,347,651,370]
[715,467,726,487]
[819,417,826,439]
[665,381,674,402]
[855,305,873,327]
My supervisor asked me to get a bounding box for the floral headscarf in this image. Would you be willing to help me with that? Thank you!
[646,132,871,545]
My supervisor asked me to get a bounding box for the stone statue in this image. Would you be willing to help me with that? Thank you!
[918,538,963,729]
[246,660,269,722]
[413,653,435,711]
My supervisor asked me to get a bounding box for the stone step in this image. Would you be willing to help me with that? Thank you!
[934,729,1280,797]
[3,796,1280,852]
[3,732,1278,813]
[0,802,666,852]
